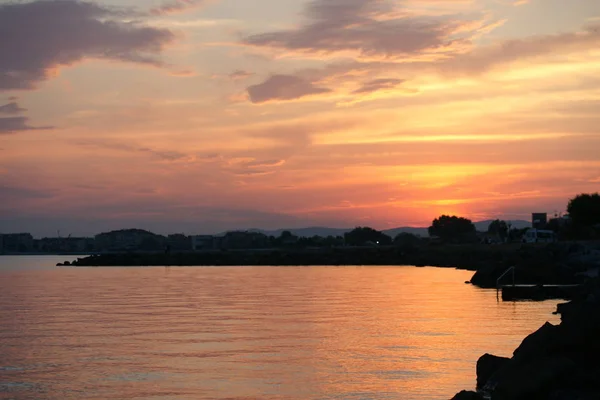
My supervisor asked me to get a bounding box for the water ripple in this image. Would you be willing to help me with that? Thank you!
[0,259,560,399]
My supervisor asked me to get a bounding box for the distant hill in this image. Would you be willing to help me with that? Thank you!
[221,220,531,238]
[382,227,429,238]
[474,219,531,232]
[244,227,350,238]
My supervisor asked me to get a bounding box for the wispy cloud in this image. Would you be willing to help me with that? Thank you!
[0,100,50,134]
[352,78,405,94]
[247,75,332,103]
[438,22,600,76]
[229,70,254,81]
[0,117,51,135]
[76,139,194,163]
[0,101,26,115]
[241,0,498,61]
[149,0,211,16]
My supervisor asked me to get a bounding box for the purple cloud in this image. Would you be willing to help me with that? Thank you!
[0,116,51,134]
[247,75,332,103]
[242,0,485,60]
[0,101,26,115]
[229,70,254,80]
[0,99,50,134]
[0,0,175,90]
[352,78,405,94]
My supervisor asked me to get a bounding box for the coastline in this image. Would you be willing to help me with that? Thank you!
[59,242,599,286]
[452,277,600,400]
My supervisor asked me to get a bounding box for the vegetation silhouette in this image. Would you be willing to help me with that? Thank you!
[344,226,393,246]
[487,219,509,241]
[568,193,600,228]
[428,215,476,243]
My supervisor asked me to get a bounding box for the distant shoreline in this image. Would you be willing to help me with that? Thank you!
[56,242,600,293]
[58,245,482,269]
[56,243,538,270]
[1,252,92,256]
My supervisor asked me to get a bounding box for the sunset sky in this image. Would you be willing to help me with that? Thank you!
[1,0,600,237]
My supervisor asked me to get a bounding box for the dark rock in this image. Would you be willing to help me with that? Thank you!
[560,368,600,391]
[450,390,484,400]
[457,270,600,400]
[469,262,509,288]
[549,390,600,400]
[490,356,576,400]
[512,321,559,362]
[476,353,509,389]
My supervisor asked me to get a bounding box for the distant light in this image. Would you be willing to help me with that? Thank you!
[376,241,379,244]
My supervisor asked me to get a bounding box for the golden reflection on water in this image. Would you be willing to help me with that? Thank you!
[0,262,560,399]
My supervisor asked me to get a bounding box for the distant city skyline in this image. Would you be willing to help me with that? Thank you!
[2,0,599,236]
[0,216,534,239]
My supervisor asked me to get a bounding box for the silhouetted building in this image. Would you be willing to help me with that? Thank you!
[532,213,548,229]
[191,235,219,250]
[167,234,192,251]
[35,237,95,253]
[221,231,269,249]
[0,233,34,253]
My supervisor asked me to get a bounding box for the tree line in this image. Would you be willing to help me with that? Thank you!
[344,192,600,246]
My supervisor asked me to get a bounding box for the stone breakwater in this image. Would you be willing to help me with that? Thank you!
[452,278,600,400]
[60,245,497,268]
[60,242,598,281]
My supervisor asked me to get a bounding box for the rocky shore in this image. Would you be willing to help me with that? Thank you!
[452,278,600,400]
[60,244,502,268]
[59,241,599,276]
[451,241,600,400]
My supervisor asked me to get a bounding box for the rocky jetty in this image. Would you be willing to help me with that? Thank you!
[469,242,600,288]
[452,278,600,400]
[58,242,599,276]
[60,245,513,268]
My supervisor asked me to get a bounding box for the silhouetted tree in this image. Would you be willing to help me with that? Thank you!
[509,227,528,242]
[393,233,421,254]
[277,230,298,246]
[488,219,508,241]
[344,227,392,246]
[567,193,600,227]
[393,233,421,246]
[428,215,476,242]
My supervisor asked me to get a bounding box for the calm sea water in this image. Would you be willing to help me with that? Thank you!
[0,256,561,400]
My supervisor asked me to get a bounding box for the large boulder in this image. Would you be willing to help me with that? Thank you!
[512,322,560,362]
[470,262,510,288]
[549,390,600,400]
[451,390,484,400]
[490,356,576,400]
[476,354,510,389]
